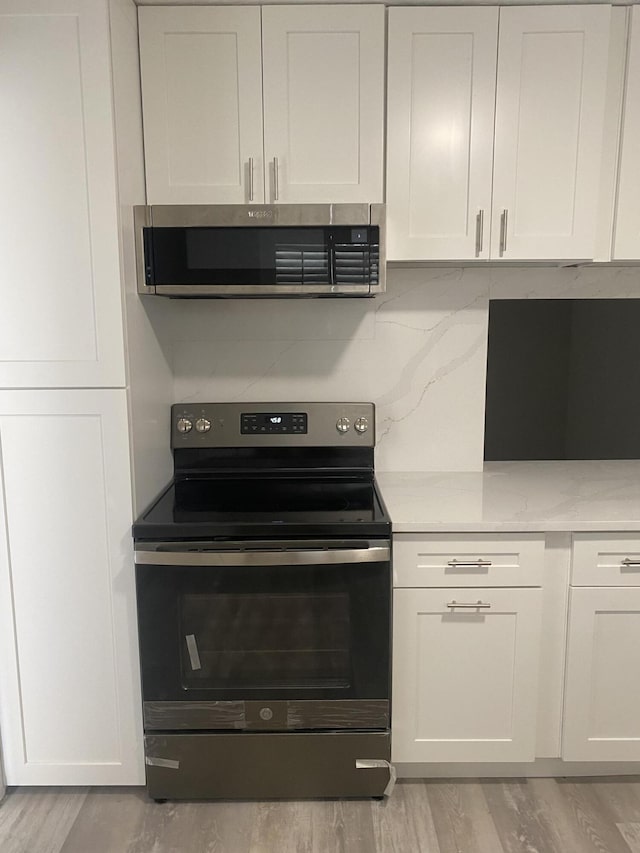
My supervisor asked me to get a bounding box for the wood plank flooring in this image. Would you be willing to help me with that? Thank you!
[1,778,640,853]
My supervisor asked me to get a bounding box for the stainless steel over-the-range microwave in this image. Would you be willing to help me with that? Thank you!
[134,203,385,297]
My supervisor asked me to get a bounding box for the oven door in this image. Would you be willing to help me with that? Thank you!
[134,540,390,732]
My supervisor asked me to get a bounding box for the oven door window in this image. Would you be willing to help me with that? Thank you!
[180,590,350,690]
[136,559,389,702]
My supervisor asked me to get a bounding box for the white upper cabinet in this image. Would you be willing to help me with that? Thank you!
[139,5,385,206]
[138,7,265,205]
[387,8,498,261]
[262,5,384,204]
[387,5,611,262]
[0,0,125,388]
[492,5,611,261]
[614,6,640,260]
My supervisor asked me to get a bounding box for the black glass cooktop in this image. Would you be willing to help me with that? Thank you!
[133,475,391,540]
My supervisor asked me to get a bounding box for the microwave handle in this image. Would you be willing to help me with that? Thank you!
[273,156,279,201]
[135,544,389,567]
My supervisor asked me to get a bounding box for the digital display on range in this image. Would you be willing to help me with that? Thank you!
[241,412,308,435]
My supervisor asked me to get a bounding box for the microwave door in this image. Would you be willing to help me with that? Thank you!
[139,230,376,296]
[148,226,347,295]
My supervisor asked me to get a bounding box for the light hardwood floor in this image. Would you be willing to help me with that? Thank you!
[1,778,640,853]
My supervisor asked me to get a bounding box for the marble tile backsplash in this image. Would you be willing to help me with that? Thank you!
[166,265,640,472]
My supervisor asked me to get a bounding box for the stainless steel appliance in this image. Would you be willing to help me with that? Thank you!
[133,402,392,800]
[134,204,385,297]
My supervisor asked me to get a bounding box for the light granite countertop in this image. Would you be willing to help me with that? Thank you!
[377,461,640,533]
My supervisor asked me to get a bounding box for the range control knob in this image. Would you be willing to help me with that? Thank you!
[176,417,193,434]
[336,417,351,434]
[195,418,211,433]
[354,417,369,434]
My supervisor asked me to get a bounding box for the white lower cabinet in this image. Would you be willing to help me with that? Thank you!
[0,390,144,785]
[392,587,543,763]
[393,531,640,769]
[563,589,640,762]
[563,534,640,762]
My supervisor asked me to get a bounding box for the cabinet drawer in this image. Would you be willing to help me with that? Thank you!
[393,534,544,587]
[572,534,640,586]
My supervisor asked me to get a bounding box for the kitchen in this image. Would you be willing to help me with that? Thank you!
[1,0,640,849]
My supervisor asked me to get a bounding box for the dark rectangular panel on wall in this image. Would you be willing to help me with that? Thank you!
[484,299,640,461]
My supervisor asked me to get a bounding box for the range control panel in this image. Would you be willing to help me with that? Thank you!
[171,402,374,448]
[241,412,308,435]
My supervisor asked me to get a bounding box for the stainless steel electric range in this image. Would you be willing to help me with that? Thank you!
[132,402,392,800]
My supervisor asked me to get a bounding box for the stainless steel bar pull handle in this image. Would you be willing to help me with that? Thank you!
[248,157,254,202]
[499,209,508,256]
[273,156,279,201]
[447,600,491,609]
[621,558,640,567]
[475,210,484,257]
[135,545,390,567]
[447,558,492,568]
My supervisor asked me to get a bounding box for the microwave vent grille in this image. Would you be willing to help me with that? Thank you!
[334,243,379,286]
[275,245,329,284]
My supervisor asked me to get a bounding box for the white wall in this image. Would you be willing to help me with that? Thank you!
[162,266,640,472]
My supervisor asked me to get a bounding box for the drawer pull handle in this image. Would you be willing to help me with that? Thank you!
[447,600,491,610]
[621,558,640,567]
[447,559,492,568]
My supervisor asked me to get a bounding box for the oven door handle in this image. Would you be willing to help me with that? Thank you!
[134,545,390,567]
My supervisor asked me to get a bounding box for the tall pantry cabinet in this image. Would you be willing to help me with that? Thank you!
[0,0,144,784]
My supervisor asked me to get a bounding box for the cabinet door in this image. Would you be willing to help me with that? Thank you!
[563,587,640,761]
[139,6,264,204]
[392,588,542,763]
[0,0,125,388]
[262,5,384,204]
[492,5,611,260]
[0,390,143,785]
[386,8,498,261]
[614,7,640,260]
